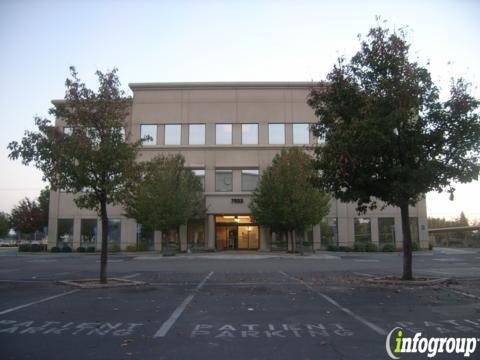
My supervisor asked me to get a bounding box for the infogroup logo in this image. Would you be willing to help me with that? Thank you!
[385,327,479,359]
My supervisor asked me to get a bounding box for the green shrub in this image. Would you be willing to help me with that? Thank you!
[18,244,31,252]
[365,243,378,252]
[382,243,396,252]
[86,246,96,253]
[51,246,60,253]
[125,245,137,252]
[353,242,367,252]
[30,244,46,252]
[109,244,120,253]
[137,242,149,251]
[412,242,420,251]
[62,246,72,253]
[428,243,433,251]
[76,246,85,252]
[326,244,339,251]
[337,245,352,252]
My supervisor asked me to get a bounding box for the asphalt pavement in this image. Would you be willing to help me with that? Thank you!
[0,248,479,359]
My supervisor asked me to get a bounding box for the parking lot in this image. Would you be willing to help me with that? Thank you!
[0,249,479,359]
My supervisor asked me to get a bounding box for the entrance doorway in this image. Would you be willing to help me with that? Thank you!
[215,215,259,250]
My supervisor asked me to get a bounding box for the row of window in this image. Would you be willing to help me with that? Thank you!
[320,217,420,247]
[192,169,260,192]
[56,216,421,250]
[140,123,316,146]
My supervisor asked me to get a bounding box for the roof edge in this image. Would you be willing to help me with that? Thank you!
[128,81,326,91]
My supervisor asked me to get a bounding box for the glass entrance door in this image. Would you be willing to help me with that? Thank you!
[238,226,259,249]
[215,215,259,250]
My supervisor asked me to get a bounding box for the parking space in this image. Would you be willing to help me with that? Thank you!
[0,251,479,359]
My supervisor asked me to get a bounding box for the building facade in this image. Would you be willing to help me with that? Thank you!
[48,82,429,252]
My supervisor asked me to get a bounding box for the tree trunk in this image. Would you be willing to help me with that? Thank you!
[297,230,304,256]
[290,231,296,253]
[400,202,413,280]
[100,200,109,284]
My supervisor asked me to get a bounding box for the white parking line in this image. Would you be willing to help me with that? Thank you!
[149,281,298,286]
[0,289,80,316]
[449,288,480,301]
[279,271,386,336]
[353,272,376,278]
[0,269,19,273]
[153,271,214,338]
[122,273,141,279]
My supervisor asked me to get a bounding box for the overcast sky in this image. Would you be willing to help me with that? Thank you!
[0,0,478,222]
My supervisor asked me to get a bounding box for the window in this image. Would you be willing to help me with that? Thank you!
[165,124,181,145]
[189,124,205,145]
[193,169,205,190]
[57,219,74,248]
[293,123,310,145]
[216,124,232,145]
[108,219,121,248]
[80,219,97,248]
[215,170,233,192]
[378,217,395,245]
[241,169,259,191]
[320,218,338,247]
[141,125,157,145]
[63,127,73,135]
[241,124,258,144]
[137,224,154,251]
[354,217,371,243]
[268,123,285,144]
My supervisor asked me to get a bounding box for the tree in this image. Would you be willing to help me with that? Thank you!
[9,198,44,237]
[8,67,141,283]
[307,24,480,279]
[458,211,469,227]
[0,212,10,238]
[249,147,330,254]
[124,154,205,251]
[38,186,50,231]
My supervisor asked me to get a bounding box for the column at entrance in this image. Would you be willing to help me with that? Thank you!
[259,225,270,251]
[207,215,215,250]
[154,230,162,251]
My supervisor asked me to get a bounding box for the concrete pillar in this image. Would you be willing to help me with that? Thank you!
[73,217,81,250]
[313,224,321,251]
[48,191,59,249]
[123,219,137,250]
[179,224,188,252]
[233,123,241,145]
[418,216,429,249]
[285,123,293,144]
[97,220,103,250]
[157,124,165,145]
[207,215,215,250]
[337,217,350,247]
[259,226,269,251]
[371,217,379,246]
[181,124,188,145]
[154,230,162,251]
[394,216,403,250]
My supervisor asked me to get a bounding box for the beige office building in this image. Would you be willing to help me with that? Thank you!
[48,82,429,252]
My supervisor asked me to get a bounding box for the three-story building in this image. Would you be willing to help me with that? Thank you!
[48,82,429,252]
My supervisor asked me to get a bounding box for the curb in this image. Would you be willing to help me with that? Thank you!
[365,277,451,286]
[58,278,146,289]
